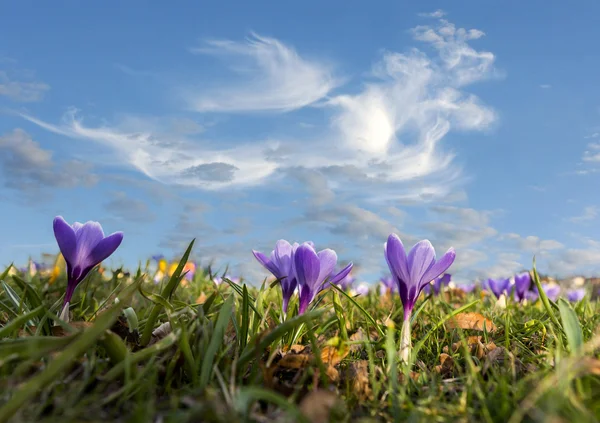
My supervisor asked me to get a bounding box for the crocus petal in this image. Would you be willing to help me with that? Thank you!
[316,249,337,287]
[252,250,280,277]
[273,239,293,276]
[420,249,456,288]
[71,221,106,268]
[407,240,436,287]
[53,216,77,265]
[88,232,124,266]
[294,244,321,292]
[384,234,411,285]
[329,262,353,286]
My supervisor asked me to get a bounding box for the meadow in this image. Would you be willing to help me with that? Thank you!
[0,217,599,423]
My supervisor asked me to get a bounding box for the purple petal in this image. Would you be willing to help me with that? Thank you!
[384,234,411,286]
[567,288,586,302]
[71,221,105,270]
[53,216,77,266]
[252,250,280,277]
[316,249,337,287]
[294,243,320,292]
[88,232,124,265]
[273,239,294,277]
[420,248,456,288]
[329,262,353,286]
[514,272,531,301]
[407,240,436,287]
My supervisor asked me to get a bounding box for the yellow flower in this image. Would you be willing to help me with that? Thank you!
[158,259,167,274]
[168,262,178,277]
[49,253,66,285]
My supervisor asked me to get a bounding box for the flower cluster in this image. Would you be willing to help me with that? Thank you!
[253,240,353,314]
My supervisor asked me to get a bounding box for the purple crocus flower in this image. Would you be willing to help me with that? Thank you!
[253,240,299,313]
[384,233,455,361]
[458,282,478,293]
[293,243,352,314]
[53,216,123,322]
[424,273,451,295]
[334,270,355,291]
[379,276,396,295]
[152,254,164,262]
[541,284,561,302]
[525,290,539,302]
[487,278,510,299]
[513,272,532,302]
[353,283,370,296]
[567,288,586,302]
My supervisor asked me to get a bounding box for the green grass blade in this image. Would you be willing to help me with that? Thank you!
[240,284,250,351]
[557,298,583,354]
[199,295,234,390]
[0,276,141,422]
[0,305,44,338]
[238,309,325,368]
[330,283,385,339]
[140,239,195,346]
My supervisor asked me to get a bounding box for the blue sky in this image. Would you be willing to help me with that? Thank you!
[1,1,600,284]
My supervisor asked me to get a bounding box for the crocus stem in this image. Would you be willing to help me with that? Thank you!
[59,302,70,323]
[399,317,411,362]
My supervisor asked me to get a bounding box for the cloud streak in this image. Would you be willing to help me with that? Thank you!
[188,33,339,113]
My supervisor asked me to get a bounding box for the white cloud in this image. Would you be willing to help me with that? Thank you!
[0,64,49,102]
[546,247,600,276]
[0,128,97,197]
[419,10,446,18]
[187,33,339,113]
[583,142,600,162]
[22,17,498,203]
[539,84,551,89]
[501,233,564,253]
[567,206,598,223]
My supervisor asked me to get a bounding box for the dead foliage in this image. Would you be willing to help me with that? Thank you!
[446,312,497,332]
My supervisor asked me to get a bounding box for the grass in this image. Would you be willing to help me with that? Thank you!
[0,244,599,423]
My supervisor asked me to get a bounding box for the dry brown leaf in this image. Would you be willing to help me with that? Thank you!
[434,353,455,376]
[482,346,508,374]
[343,360,373,401]
[348,328,367,354]
[282,344,307,354]
[447,312,497,332]
[450,336,497,359]
[299,390,343,423]
[320,345,349,366]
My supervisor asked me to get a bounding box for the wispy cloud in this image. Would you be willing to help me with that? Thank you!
[21,17,498,206]
[500,233,564,253]
[567,206,598,223]
[419,9,446,18]
[187,33,340,113]
[582,142,600,162]
[539,84,551,89]
[0,128,97,199]
[0,60,50,102]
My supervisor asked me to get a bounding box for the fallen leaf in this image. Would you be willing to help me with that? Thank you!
[320,345,349,366]
[342,360,372,401]
[282,344,307,354]
[434,353,455,376]
[482,346,508,374]
[447,312,497,332]
[449,336,497,359]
